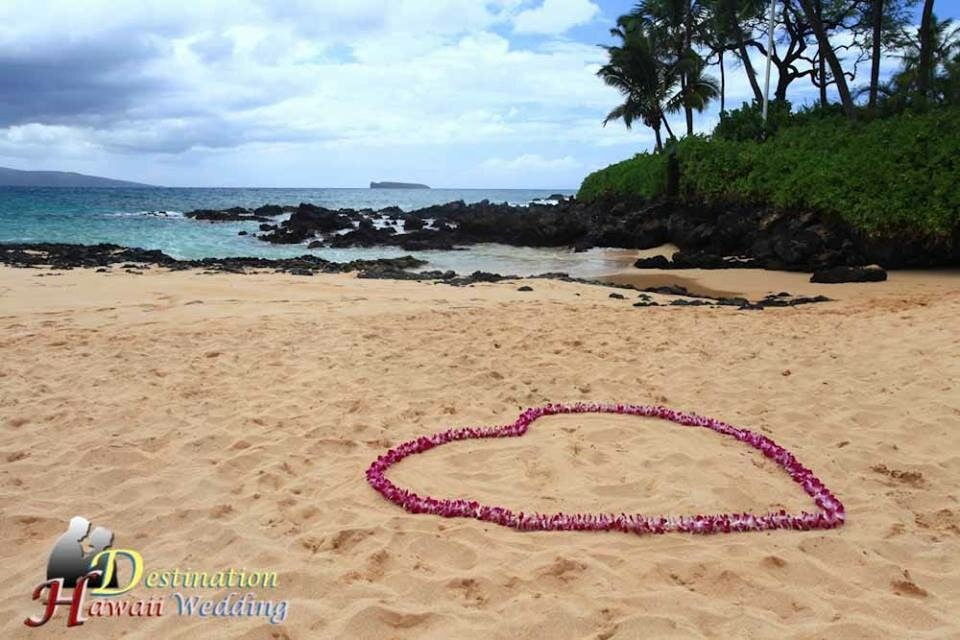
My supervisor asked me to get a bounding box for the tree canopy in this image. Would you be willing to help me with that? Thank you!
[597,0,959,147]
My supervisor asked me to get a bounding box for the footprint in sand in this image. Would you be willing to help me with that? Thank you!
[362,549,390,581]
[915,508,959,536]
[538,557,586,583]
[329,527,376,553]
[891,570,929,598]
[871,463,926,486]
[209,504,234,518]
[447,577,488,607]
[761,555,788,569]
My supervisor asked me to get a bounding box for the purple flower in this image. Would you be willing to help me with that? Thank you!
[364,403,846,536]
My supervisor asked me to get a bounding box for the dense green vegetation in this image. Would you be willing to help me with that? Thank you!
[579,107,960,235]
[579,153,670,203]
[585,1,959,236]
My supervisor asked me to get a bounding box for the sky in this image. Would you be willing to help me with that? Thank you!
[0,0,955,189]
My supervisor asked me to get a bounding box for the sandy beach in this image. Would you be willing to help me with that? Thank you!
[1,265,959,639]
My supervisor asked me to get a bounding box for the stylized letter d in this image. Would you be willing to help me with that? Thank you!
[88,549,143,596]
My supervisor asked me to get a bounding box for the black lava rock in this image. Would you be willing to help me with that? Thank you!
[0,243,428,277]
[670,299,714,306]
[644,284,693,297]
[253,204,286,217]
[716,297,750,306]
[402,214,425,231]
[172,192,958,270]
[260,203,355,244]
[185,207,270,222]
[633,255,671,269]
[810,265,888,283]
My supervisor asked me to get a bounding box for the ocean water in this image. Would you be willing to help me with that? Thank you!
[0,186,631,277]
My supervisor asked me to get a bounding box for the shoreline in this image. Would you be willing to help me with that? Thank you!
[176,197,960,274]
[597,266,960,300]
[0,242,842,310]
[7,192,959,282]
[5,240,959,301]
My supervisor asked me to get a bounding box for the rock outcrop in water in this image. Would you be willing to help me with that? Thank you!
[200,196,959,271]
[258,203,357,244]
[185,204,295,222]
[370,181,429,189]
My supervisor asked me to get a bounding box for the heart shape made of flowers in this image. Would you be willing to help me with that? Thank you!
[366,403,846,535]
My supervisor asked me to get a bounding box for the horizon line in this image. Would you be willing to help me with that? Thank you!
[0,185,579,191]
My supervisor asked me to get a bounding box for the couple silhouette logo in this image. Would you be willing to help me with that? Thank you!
[46,516,119,589]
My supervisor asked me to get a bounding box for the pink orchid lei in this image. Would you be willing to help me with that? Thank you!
[365,402,845,535]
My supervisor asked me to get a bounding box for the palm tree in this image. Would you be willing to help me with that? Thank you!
[628,0,711,135]
[667,52,720,122]
[700,3,733,113]
[700,0,765,113]
[797,0,858,121]
[943,52,960,105]
[598,25,679,151]
[886,14,960,105]
[916,15,959,102]
[918,0,935,100]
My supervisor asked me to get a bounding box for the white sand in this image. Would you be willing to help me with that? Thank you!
[1,266,958,638]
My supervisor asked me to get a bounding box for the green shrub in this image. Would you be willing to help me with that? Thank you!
[578,152,669,202]
[714,100,792,142]
[577,107,960,235]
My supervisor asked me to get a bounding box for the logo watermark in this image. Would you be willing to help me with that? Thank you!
[25,516,289,628]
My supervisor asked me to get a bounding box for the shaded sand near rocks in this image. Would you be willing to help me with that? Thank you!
[1,265,958,639]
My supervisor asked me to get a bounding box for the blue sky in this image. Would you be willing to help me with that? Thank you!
[0,0,954,189]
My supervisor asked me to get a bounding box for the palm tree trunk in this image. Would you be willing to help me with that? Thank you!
[868,0,883,112]
[719,50,726,114]
[817,0,828,107]
[653,124,663,152]
[661,115,676,141]
[734,26,764,104]
[798,0,857,121]
[684,0,694,136]
[918,0,935,100]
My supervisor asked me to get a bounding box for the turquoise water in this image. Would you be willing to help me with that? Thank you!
[0,187,630,276]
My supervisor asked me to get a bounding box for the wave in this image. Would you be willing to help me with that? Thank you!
[108,210,185,219]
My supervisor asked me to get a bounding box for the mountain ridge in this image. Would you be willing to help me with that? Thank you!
[0,166,153,188]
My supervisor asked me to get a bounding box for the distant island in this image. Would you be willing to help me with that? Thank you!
[370,181,429,189]
[0,166,152,188]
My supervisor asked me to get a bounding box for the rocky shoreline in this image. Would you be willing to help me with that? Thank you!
[180,197,959,279]
[0,242,830,310]
[0,242,426,276]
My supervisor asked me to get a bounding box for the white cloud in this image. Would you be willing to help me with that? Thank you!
[0,3,620,153]
[512,0,600,35]
[472,153,583,188]
[481,153,579,170]
[0,0,909,188]
[0,1,628,186]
